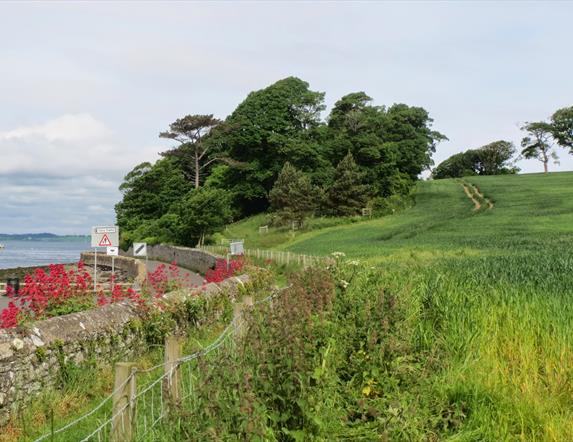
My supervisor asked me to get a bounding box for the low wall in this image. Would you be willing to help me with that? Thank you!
[123,244,219,274]
[81,252,147,287]
[0,273,249,426]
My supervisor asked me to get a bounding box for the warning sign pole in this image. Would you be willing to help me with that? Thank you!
[111,256,115,292]
[94,248,98,293]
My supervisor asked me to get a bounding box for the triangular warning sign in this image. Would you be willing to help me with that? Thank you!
[98,234,112,247]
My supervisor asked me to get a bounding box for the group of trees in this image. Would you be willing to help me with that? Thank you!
[520,107,573,173]
[116,77,446,246]
[269,153,369,226]
[433,106,573,179]
[432,140,518,179]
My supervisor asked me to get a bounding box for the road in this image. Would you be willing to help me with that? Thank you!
[143,259,205,287]
[0,260,205,314]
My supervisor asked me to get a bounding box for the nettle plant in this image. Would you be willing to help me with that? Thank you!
[0,258,245,329]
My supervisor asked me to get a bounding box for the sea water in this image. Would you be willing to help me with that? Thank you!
[0,239,90,270]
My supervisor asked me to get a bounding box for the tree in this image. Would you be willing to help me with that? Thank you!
[432,150,479,179]
[432,141,517,179]
[324,95,447,196]
[521,122,557,173]
[160,114,227,189]
[115,158,192,234]
[327,152,369,216]
[177,187,234,246]
[213,77,326,215]
[478,140,517,175]
[550,106,573,153]
[269,162,317,226]
[328,92,374,132]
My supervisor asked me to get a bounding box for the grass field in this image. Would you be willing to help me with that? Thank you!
[11,172,573,441]
[223,171,573,440]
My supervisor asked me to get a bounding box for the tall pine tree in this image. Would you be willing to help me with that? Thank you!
[269,162,317,226]
[328,152,369,216]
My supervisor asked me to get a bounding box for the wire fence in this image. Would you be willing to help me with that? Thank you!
[200,245,326,268]
[32,289,282,442]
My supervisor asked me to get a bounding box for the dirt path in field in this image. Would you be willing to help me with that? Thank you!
[460,180,494,211]
[472,185,494,209]
[462,184,481,210]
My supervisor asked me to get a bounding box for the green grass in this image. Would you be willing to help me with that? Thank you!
[11,172,573,440]
[217,213,367,250]
[276,171,573,440]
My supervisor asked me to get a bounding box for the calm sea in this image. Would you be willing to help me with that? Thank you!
[0,239,91,270]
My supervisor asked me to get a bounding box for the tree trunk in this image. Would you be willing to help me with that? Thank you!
[195,152,200,188]
[542,149,548,174]
[544,160,548,174]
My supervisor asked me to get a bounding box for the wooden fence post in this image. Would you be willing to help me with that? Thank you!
[163,335,184,411]
[110,362,137,442]
[233,296,253,339]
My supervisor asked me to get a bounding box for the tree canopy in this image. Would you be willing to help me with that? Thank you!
[550,106,573,152]
[520,122,557,174]
[116,77,447,247]
[433,141,518,179]
[159,114,226,189]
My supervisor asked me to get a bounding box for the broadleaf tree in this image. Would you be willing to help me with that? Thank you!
[550,106,573,153]
[520,122,557,174]
[212,77,326,215]
[177,187,234,247]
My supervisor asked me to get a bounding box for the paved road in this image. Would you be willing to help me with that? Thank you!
[143,259,205,287]
[0,292,9,311]
[0,260,205,314]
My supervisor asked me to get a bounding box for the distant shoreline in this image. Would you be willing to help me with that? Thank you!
[0,235,89,241]
[0,264,68,280]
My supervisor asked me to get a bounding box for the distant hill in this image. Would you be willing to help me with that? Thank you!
[0,233,88,241]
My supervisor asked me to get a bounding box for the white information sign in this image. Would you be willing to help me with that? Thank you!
[230,240,244,256]
[133,242,147,257]
[106,246,119,256]
[91,226,119,248]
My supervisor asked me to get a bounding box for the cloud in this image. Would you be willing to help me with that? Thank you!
[0,114,111,143]
[0,114,160,234]
[0,114,159,177]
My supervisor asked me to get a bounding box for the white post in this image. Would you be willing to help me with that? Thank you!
[94,248,98,293]
[111,256,115,290]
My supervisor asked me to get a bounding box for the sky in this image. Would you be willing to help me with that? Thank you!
[0,1,572,234]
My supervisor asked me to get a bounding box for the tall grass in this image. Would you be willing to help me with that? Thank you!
[278,172,573,440]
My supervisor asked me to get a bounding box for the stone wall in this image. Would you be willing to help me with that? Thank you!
[0,273,249,426]
[81,252,147,286]
[123,244,220,274]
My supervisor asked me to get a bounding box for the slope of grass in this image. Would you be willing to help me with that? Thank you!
[218,213,368,250]
[282,171,573,440]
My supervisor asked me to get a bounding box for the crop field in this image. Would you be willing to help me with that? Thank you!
[273,172,573,440]
[10,173,573,441]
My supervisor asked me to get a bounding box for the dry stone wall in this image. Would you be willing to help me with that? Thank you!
[0,250,248,426]
[81,252,147,286]
[122,244,220,274]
